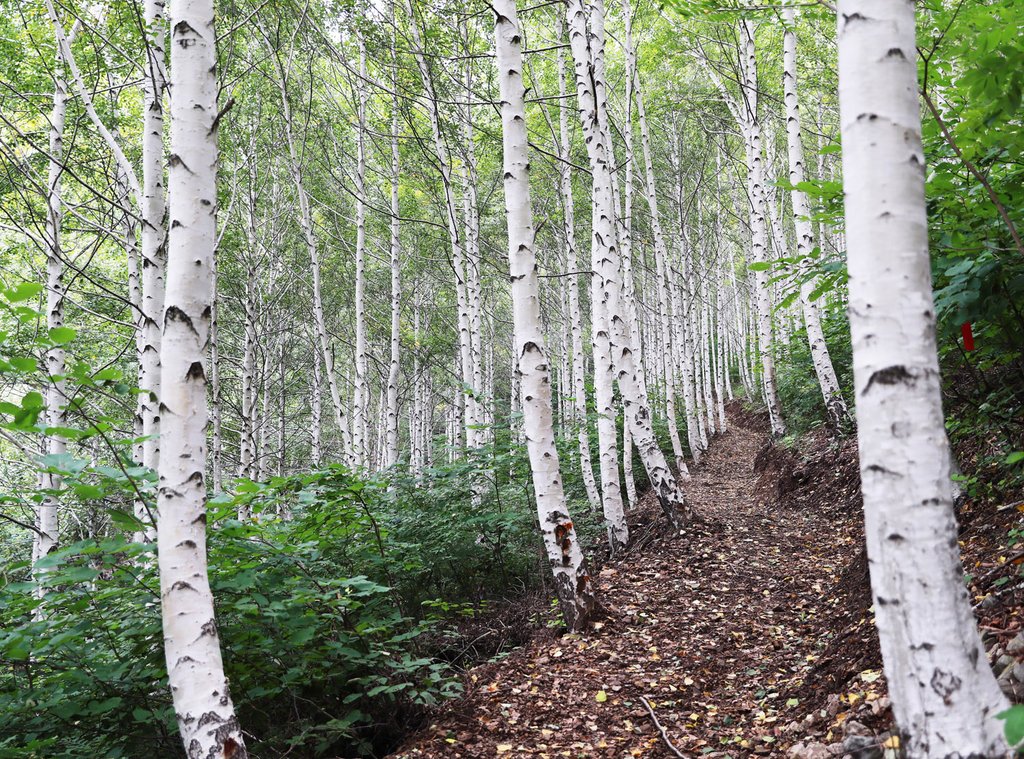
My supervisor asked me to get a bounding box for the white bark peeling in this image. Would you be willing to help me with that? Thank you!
[160,2,245,755]
[493,0,594,630]
[837,2,1008,755]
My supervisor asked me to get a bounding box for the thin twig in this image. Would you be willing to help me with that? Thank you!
[639,696,687,759]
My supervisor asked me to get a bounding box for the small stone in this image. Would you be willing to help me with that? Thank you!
[1007,633,1024,656]
[842,734,881,759]
[995,653,1015,669]
[826,694,842,717]
[1014,663,1024,683]
[843,720,871,737]
[997,663,1024,699]
[789,742,807,756]
[870,696,890,715]
[801,742,833,759]
[827,743,847,756]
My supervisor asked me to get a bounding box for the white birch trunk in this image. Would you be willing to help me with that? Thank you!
[160,2,245,753]
[627,7,689,478]
[210,262,223,493]
[352,29,369,469]
[837,2,1009,754]
[494,0,594,629]
[567,0,688,536]
[737,21,786,437]
[141,0,167,521]
[35,23,74,575]
[556,21,601,511]
[311,345,322,468]
[783,7,850,432]
[385,31,402,469]
[405,0,477,452]
[565,0,629,549]
[622,424,636,510]
[267,43,351,461]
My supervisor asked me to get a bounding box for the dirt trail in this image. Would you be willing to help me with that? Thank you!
[391,407,871,758]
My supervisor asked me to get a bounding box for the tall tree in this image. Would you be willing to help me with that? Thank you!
[837,1,1008,753]
[566,0,688,538]
[493,0,594,629]
[782,7,849,432]
[158,0,245,753]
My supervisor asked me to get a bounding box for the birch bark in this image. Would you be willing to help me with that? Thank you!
[556,15,601,511]
[738,20,786,437]
[266,39,351,461]
[782,7,849,432]
[385,23,402,469]
[626,8,689,478]
[352,29,370,469]
[159,1,245,753]
[566,0,688,535]
[494,0,594,630]
[141,0,168,513]
[837,2,1009,754]
[35,22,75,575]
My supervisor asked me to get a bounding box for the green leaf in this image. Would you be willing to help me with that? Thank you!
[107,508,145,532]
[748,262,772,272]
[4,282,42,302]
[1006,451,1024,466]
[72,483,104,500]
[997,705,1024,746]
[48,326,77,344]
[9,356,37,372]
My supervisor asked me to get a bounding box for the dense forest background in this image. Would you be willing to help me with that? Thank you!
[0,0,1022,756]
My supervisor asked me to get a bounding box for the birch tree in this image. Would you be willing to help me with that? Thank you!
[158,0,245,753]
[837,1,1008,754]
[34,20,78,577]
[566,0,689,537]
[782,7,849,432]
[493,0,595,628]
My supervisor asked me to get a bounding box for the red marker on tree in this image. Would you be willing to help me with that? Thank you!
[961,322,975,351]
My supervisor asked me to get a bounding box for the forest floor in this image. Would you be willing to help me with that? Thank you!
[389,404,1024,759]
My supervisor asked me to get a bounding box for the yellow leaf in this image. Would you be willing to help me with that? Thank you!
[883,736,900,749]
[683,677,694,686]
[595,690,608,703]
[496,744,513,753]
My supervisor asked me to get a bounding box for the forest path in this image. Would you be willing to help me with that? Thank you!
[392,408,857,758]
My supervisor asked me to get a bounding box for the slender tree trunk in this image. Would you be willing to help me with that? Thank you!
[352,28,370,469]
[782,7,849,432]
[494,0,594,630]
[385,28,402,469]
[311,344,322,468]
[210,262,223,493]
[555,19,601,511]
[739,20,786,437]
[622,424,636,510]
[628,13,689,478]
[566,0,688,535]
[140,0,167,532]
[35,22,76,577]
[265,39,351,461]
[565,0,629,549]
[159,2,245,754]
[837,3,1009,754]
[405,0,477,452]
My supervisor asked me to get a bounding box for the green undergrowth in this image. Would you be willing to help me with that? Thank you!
[0,443,611,758]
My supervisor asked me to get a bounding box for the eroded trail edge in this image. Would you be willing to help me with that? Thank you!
[393,406,885,758]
